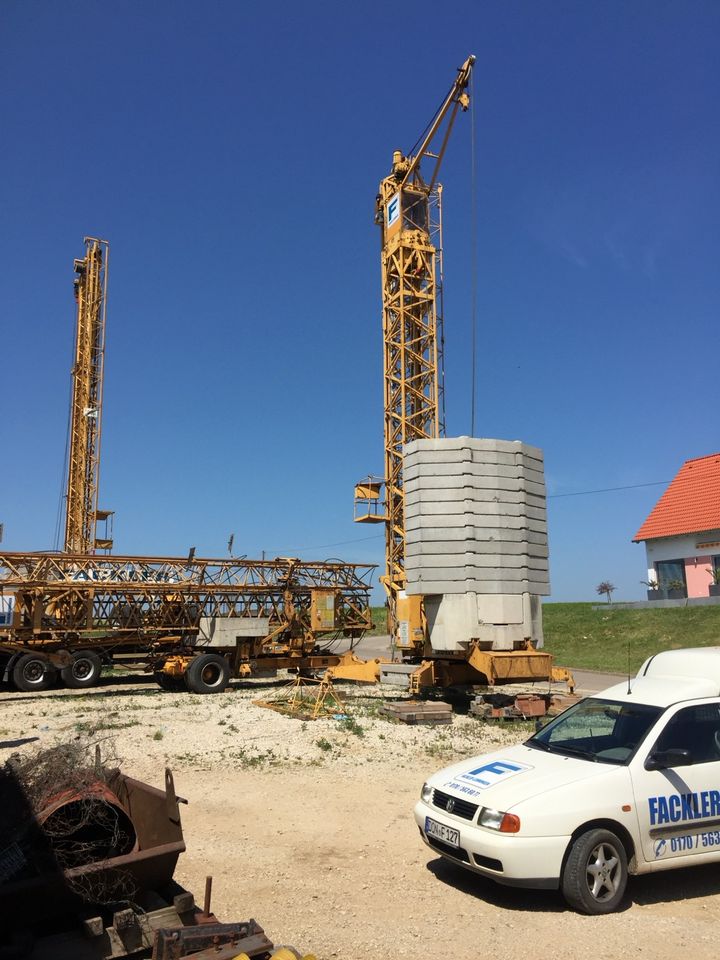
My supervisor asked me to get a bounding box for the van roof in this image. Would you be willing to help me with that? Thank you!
[596,675,720,708]
[637,647,720,686]
[589,648,720,708]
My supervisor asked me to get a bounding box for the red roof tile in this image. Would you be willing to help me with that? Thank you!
[634,453,720,542]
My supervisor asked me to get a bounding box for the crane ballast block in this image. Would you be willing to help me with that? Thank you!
[402,437,550,653]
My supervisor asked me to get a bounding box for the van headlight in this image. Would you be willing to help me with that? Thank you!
[421,782,433,803]
[478,807,521,833]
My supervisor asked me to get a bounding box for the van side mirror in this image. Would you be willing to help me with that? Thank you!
[645,748,692,771]
[535,716,551,733]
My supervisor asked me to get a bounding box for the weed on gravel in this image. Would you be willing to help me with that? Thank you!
[339,717,364,737]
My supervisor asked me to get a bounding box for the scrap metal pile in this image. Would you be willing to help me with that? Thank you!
[0,552,374,656]
[0,741,315,958]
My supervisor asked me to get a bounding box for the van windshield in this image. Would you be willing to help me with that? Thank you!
[526,698,662,764]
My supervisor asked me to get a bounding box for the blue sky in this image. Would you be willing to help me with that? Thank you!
[1,1,717,603]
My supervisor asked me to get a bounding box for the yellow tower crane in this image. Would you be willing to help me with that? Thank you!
[355,55,475,654]
[64,237,113,554]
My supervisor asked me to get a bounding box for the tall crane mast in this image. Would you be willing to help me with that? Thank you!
[356,56,475,651]
[64,237,112,554]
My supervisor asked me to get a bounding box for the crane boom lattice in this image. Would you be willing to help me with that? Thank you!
[0,553,374,653]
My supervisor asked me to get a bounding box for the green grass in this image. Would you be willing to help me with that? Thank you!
[367,601,720,674]
[367,606,388,635]
[543,602,720,673]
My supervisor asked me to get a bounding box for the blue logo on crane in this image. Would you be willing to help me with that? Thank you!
[387,193,400,227]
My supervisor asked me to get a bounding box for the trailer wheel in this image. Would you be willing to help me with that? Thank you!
[185,654,230,694]
[12,654,56,692]
[60,650,103,689]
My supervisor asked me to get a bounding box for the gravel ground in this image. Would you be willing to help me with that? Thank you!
[1,674,719,959]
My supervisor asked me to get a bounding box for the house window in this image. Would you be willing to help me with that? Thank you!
[655,560,686,589]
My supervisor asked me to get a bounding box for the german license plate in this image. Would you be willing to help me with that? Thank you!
[425,816,460,848]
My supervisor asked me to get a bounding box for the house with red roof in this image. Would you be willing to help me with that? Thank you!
[633,453,720,599]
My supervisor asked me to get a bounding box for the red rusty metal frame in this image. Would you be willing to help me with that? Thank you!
[0,766,185,927]
[152,919,273,959]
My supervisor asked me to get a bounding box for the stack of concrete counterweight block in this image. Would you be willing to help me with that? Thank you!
[403,438,550,653]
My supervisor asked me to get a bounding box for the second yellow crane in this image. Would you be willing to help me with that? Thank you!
[64,237,113,554]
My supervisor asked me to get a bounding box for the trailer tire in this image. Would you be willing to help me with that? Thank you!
[185,654,230,694]
[60,650,103,689]
[12,654,56,692]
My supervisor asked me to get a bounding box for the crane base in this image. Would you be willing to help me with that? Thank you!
[408,644,575,695]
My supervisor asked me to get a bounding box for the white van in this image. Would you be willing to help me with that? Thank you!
[414,648,720,913]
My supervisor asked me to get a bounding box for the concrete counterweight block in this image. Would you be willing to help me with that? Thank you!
[403,437,551,651]
[424,592,544,653]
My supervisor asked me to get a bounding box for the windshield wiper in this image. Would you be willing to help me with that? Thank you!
[554,744,597,762]
[526,738,550,752]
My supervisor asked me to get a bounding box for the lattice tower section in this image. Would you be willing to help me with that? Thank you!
[64,238,109,554]
[377,171,444,604]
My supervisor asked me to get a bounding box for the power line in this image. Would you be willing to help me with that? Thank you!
[259,481,667,556]
[262,534,383,555]
[548,480,669,499]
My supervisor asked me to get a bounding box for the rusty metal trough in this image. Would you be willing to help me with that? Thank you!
[0,764,185,930]
[0,752,315,958]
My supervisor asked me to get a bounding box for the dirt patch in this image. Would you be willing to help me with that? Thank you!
[1,676,718,959]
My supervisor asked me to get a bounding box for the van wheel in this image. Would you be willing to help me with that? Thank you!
[60,650,103,689]
[185,654,230,694]
[12,654,56,692]
[562,828,627,914]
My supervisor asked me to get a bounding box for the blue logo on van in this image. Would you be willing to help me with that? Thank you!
[456,759,532,789]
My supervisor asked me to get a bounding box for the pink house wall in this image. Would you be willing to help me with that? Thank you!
[684,555,713,598]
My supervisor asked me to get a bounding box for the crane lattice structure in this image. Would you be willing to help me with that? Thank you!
[64,238,112,554]
[355,55,475,651]
[0,552,373,656]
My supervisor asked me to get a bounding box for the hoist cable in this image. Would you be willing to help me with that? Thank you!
[407,92,447,159]
[53,357,73,551]
[470,68,478,436]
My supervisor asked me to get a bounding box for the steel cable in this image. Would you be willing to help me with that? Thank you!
[470,66,478,437]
